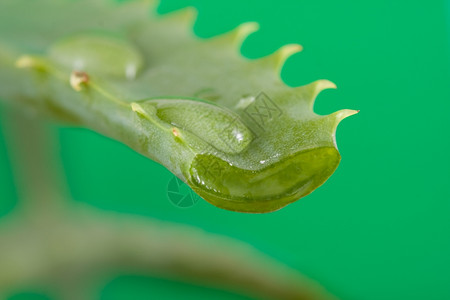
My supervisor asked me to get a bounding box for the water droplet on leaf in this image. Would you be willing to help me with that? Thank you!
[49,32,144,80]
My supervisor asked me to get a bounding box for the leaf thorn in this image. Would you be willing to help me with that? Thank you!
[274,44,303,72]
[234,22,259,47]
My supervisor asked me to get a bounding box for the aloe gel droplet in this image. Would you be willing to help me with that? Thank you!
[49,32,144,79]
[147,99,254,154]
[188,147,341,213]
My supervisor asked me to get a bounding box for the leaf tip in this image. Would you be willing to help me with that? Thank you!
[335,109,359,121]
[237,21,260,38]
[314,79,337,91]
[274,43,303,72]
[293,79,337,109]
[208,21,259,52]
[232,22,260,48]
[161,6,198,28]
[327,109,359,149]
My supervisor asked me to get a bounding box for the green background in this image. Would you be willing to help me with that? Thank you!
[1,0,450,299]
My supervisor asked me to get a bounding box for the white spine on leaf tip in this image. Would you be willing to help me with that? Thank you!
[273,44,303,73]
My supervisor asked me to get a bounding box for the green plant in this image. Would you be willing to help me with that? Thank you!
[0,0,357,213]
[0,0,358,298]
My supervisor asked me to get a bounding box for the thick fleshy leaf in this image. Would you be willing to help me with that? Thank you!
[0,0,358,213]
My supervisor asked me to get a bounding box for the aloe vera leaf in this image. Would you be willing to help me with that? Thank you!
[0,0,358,213]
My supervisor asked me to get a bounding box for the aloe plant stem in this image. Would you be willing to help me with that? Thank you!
[2,108,68,219]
